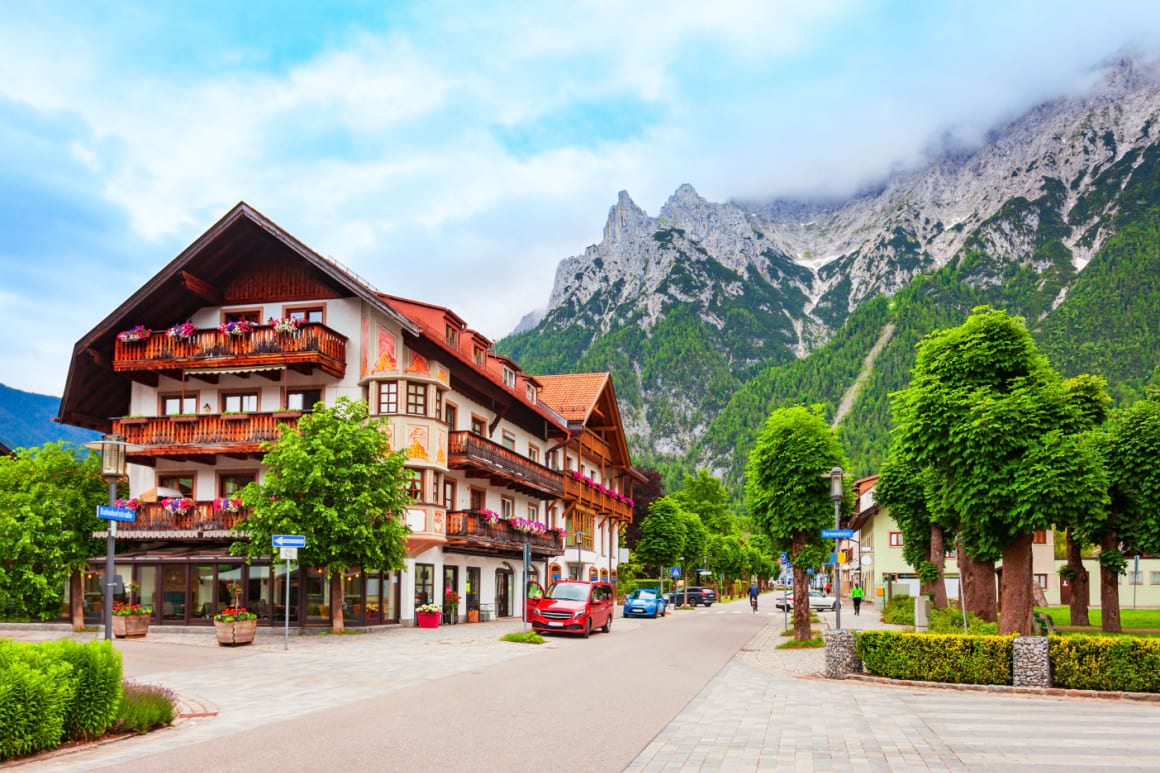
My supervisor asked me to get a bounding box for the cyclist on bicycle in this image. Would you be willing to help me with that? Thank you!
[748,581,759,612]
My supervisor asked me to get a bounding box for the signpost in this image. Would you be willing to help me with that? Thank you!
[97,504,136,641]
[273,535,306,650]
[821,528,854,539]
[97,506,136,522]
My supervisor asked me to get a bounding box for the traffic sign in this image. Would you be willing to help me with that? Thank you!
[97,505,136,522]
[822,528,854,539]
[279,546,298,560]
[779,551,788,566]
[273,534,307,548]
[670,567,681,579]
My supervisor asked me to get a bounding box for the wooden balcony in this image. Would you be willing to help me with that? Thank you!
[113,322,347,379]
[563,477,634,521]
[95,502,247,540]
[447,431,564,499]
[112,413,301,461]
[445,510,564,559]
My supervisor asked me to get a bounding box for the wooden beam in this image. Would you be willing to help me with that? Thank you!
[180,270,225,306]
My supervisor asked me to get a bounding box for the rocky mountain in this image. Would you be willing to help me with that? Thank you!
[498,56,1160,490]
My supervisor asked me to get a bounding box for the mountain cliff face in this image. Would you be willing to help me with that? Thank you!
[498,57,1160,484]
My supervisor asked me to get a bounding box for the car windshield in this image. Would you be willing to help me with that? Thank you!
[631,590,657,600]
[547,583,589,601]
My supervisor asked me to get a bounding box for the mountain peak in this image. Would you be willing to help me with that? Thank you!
[603,190,653,244]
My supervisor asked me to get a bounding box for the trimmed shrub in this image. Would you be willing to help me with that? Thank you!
[856,630,1013,685]
[1051,635,1160,693]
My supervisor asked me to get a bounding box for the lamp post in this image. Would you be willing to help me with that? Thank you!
[829,466,844,630]
[574,531,584,580]
[96,435,128,641]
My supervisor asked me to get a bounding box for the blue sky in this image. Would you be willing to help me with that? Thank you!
[3,1,1160,396]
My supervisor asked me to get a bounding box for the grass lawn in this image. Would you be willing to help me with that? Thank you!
[1036,606,1160,630]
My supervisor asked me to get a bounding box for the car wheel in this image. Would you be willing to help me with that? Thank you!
[623,611,629,618]
[705,603,713,607]
[602,615,612,634]
[582,619,591,639]
[652,606,659,618]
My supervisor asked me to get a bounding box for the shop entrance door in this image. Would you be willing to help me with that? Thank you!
[495,568,511,617]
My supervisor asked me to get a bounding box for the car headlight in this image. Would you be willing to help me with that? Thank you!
[573,609,587,619]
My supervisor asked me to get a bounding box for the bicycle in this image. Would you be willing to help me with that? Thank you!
[750,595,758,613]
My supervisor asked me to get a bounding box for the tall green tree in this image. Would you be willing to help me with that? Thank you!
[0,442,105,627]
[233,398,412,633]
[634,496,688,594]
[745,405,847,640]
[672,470,735,535]
[890,307,1107,634]
[874,455,953,608]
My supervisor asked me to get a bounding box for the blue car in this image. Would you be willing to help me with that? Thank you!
[622,588,668,618]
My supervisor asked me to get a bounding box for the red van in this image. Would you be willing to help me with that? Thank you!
[527,580,615,638]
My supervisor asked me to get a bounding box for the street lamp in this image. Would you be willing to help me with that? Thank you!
[574,531,584,580]
[91,435,128,641]
[829,466,844,630]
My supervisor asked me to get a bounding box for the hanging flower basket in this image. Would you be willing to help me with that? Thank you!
[117,325,152,343]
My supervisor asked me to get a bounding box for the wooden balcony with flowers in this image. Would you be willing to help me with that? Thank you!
[112,320,347,380]
[445,510,565,559]
[97,496,248,540]
[564,472,634,520]
[111,413,300,460]
[447,431,565,499]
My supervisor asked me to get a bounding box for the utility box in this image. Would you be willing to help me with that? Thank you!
[914,596,931,632]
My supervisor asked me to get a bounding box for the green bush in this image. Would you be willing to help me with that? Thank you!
[1051,635,1160,693]
[856,630,1013,685]
[115,682,177,734]
[0,646,74,760]
[930,605,999,634]
[39,639,122,741]
[881,594,914,625]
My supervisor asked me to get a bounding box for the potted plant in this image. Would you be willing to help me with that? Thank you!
[112,582,151,638]
[166,321,197,340]
[213,583,258,646]
[268,316,303,334]
[443,589,459,625]
[416,602,441,628]
[218,320,254,336]
[116,325,152,343]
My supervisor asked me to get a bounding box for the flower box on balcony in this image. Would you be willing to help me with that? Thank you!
[119,417,148,426]
[221,413,251,421]
[169,415,198,424]
[272,411,302,420]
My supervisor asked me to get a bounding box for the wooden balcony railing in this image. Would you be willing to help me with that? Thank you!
[101,502,247,539]
[445,510,564,559]
[447,432,564,498]
[112,413,300,457]
[563,477,634,520]
[113,323,347,378]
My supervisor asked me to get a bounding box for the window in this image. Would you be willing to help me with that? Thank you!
[158,473,194,496]
[501,497,514,518]
[286,388,323,412]
[473,346,485,368]
[378,382,399,414]
[445,324,458,348]
[443,479,456,511]
[1034,574,1048,589]
[162,395,198,416]
[435,390,443,420]
[526,383,536,403]
[219,472,256,495]
[527,504,538,520]
[1032,530,1047,544]
[408,470,425,502]
[469,488,485,512]
[1151,571,1160,585]
[502,431,516,450]
[528,444,540,464]
[889,532,903,547]
[406,383,428,416]
[414,564,435,606]
[222,392,259,413]
[1127,571,1143,585]
[502,367,516,388]
[223,309,262,324]
[287,306,324,323]
[444,402,457,428]
[470,415,485,436]
[546,450,557,469]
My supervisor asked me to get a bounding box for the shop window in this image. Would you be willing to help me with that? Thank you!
[414,564,435,607]
[889,532,903,547]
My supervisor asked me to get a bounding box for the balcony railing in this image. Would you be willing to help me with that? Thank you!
[113,323,347,378]
[563,477,634,520]
[445,510,564,559]
[447,432,564,498]
[98,502,247,539]
[112,413,300,457]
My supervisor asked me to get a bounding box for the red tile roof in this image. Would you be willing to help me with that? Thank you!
[535,373,610,422]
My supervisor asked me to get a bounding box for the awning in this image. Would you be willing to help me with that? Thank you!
[185,365,285,376]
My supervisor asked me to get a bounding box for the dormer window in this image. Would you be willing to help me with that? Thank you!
[473,345,485,368]
[525,383,536,403]
[503,367,516,389]
[445,324,458,348]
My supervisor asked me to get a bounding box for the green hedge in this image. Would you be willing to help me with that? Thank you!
[0,639,122,761]
[1051,635,1160,693]
[855,630,1014,685]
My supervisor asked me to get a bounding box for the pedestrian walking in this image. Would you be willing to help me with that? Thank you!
[851,583,864,615]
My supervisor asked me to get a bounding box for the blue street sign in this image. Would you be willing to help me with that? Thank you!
[823,551,837,565]
[822,528,854,539]
[780,551,788,566]
[670,567,681,579]
[97,505,135,522]
[272,534,307,548]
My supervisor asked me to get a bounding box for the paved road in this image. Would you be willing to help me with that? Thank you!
[5,597,1160,771]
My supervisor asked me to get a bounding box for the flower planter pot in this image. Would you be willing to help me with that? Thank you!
[112,615,150,638]
[170,415,198,424]
[416,611,441,629]
[221,414,250,421]
[466,609,479,624]
[214,618,257,646]
[272,412,302,420]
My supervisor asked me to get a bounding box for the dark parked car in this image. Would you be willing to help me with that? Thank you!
[669,586,717,607]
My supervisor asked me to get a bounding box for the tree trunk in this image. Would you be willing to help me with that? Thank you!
[998,531,1033,635]
[330,572,345,634]
[1066,533,1091,627]
[792,533,810,640]
[69,570,85,632]
[959,549,997,622]
[929,524,948,609]
[1099,530,1122,634]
